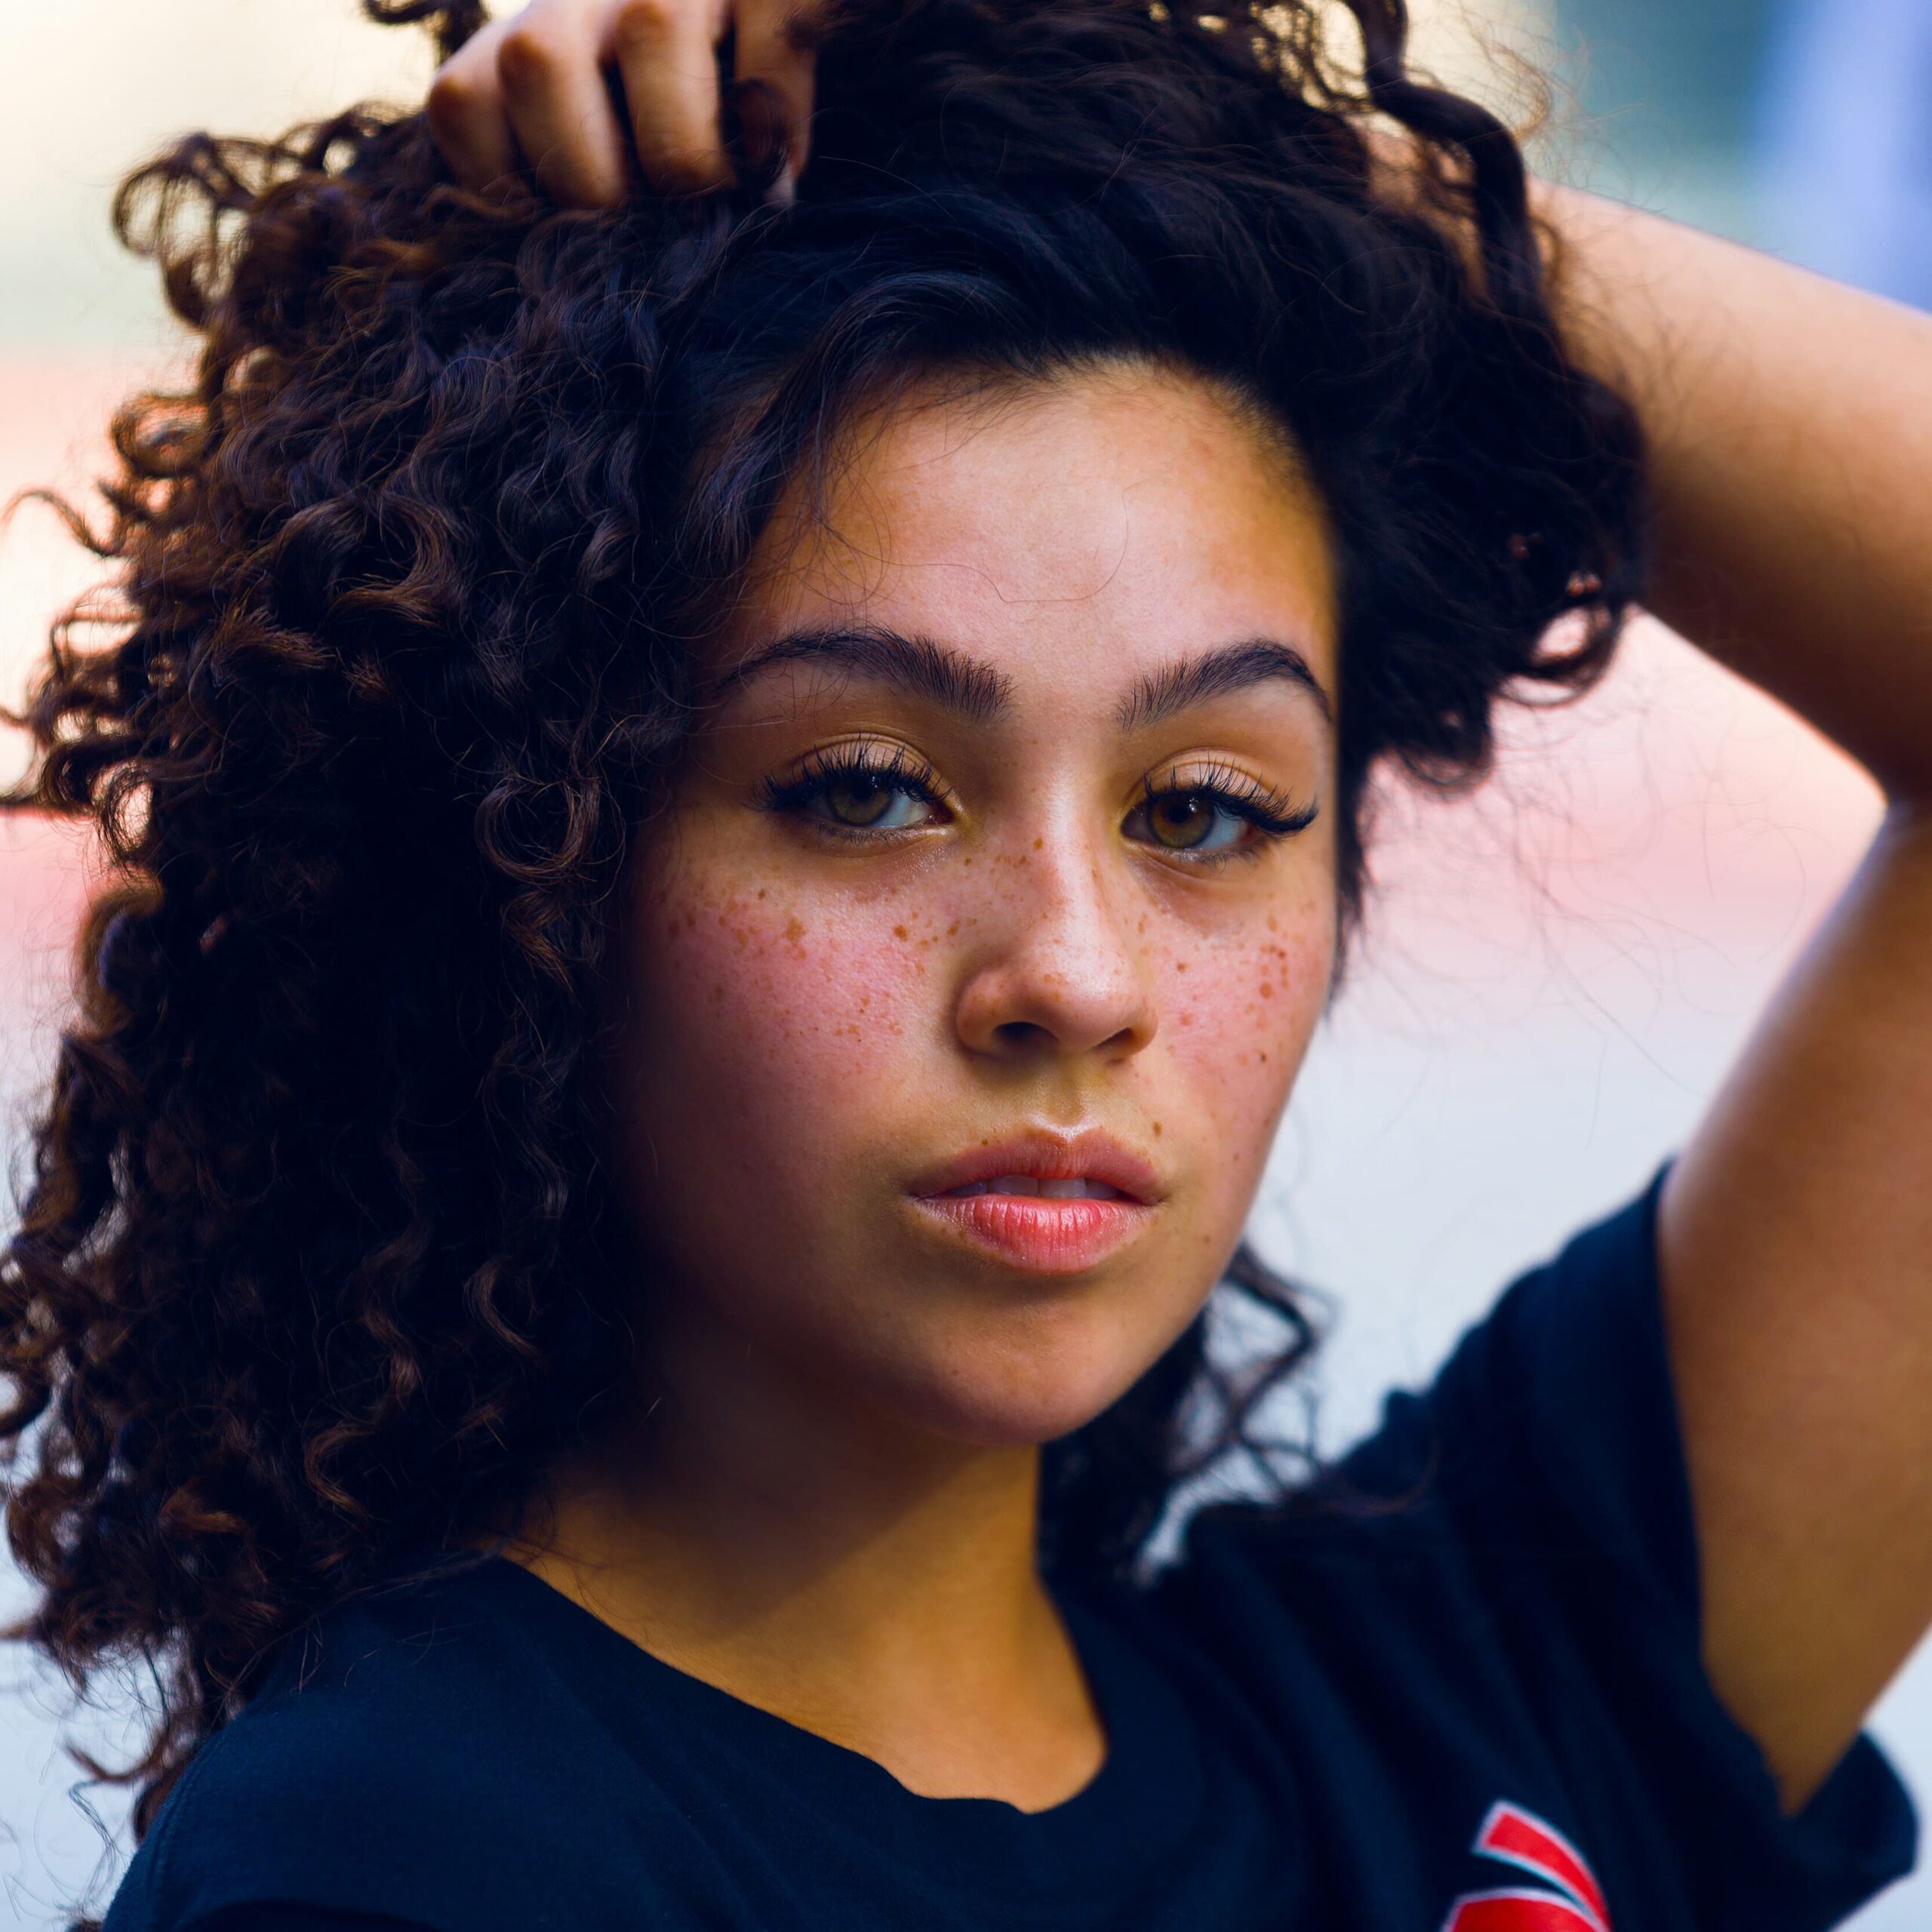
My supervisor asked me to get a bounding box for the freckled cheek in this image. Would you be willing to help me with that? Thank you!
[626,887,939,1160]
[1158,921,1333,1199]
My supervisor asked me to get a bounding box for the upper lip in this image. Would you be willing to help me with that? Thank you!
[907,1127,1164,1205]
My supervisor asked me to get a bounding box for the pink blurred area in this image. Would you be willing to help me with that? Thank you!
[0,357,146,1014]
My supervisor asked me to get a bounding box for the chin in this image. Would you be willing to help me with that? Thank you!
[878,1321,1171,1450]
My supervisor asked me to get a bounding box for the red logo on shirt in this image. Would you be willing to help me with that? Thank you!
[1440,1802,1612,1932]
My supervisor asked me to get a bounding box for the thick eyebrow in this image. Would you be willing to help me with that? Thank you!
[718,624,1014,724]
[718,624,1331,731]
[1118,638,1333,732]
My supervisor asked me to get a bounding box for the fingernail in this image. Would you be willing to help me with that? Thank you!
[726,78,791,197]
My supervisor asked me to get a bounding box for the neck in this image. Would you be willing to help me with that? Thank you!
[504,1311,1106,1809]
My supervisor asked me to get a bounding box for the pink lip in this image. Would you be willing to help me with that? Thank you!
[905,1128,1163,1275]
[909,1128,1164,1204]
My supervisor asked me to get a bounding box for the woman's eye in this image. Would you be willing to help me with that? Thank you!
[1136,790,1249,854]
[1127,789,1262,857]
[1124,774,1316,862]
[760,749,949,836]
[808,771,939,832]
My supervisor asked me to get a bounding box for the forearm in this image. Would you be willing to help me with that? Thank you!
[1537,180,1932,801]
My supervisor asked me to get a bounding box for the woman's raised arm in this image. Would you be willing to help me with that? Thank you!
[1542,185,1932,1815]
[1546,184,1932,798]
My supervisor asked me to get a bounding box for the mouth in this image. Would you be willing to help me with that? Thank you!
[905,1130,1163,1275]
[937,1176,1130,1201]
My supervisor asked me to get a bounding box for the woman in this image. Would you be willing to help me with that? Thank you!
[3,0,1927,1924]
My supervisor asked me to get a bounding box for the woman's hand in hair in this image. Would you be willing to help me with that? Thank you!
[426,0,817,207]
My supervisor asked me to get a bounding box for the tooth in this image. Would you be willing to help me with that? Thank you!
[1085,1181,1122,1200]
[991,1175,1039,1195]
[1040,1178,1084,1199]
[950,1181,988,1197]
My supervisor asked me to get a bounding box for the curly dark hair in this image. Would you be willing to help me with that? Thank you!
[0,0,1647,1862]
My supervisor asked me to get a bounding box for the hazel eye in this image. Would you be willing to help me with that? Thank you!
[1124,766,1318,866]
[759,743,950,839]
[811,771,937,831]
[1139,789,1248,854]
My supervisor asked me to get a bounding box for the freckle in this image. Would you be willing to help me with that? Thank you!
[1033,837,1043,850]
[1259,1051,1269,1062]
[1260,983,1272,998]
[783,915,805,943]
[1177,961,1187,973]
[946,921,958,937]
[757,889,767,900]
[893,924,909,940]
[1152,1121,1162,1137]
[1179,1013,1193,1026]
[735,930,748,949]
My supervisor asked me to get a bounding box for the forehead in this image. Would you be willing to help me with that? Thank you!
[720,361,1339,701]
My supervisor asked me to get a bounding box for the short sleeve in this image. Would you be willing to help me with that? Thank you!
[1358,1168,1918,1922]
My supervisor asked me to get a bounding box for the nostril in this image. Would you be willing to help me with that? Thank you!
[992,1019,1054,1050]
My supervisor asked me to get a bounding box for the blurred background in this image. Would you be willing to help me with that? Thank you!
[1,0,1928,1924]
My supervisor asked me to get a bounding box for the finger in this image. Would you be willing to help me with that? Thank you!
[426,20,521,193]
[610,0,737,198]
[732,0,818,201]
[497,6,636,208]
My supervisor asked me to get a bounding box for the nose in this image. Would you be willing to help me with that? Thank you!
[952,817,1158,1064]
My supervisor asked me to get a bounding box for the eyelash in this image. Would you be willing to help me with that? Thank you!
[1130,759,1319,863]
[759,745,1318,865]
[758,743,949,826]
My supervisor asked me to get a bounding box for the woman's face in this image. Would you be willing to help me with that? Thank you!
[607,359,1338,1451]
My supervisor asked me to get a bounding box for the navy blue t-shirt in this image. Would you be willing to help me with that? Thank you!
[102,1174,1917,1930]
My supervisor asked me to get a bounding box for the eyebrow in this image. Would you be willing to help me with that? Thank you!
[719,623,1333,731]
[720,624,1013,724]
[1117,637,1333,731]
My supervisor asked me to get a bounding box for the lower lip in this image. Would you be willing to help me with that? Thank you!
[909,1192,1153,1274]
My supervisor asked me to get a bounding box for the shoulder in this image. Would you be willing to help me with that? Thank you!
[104,1566,645,1932]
